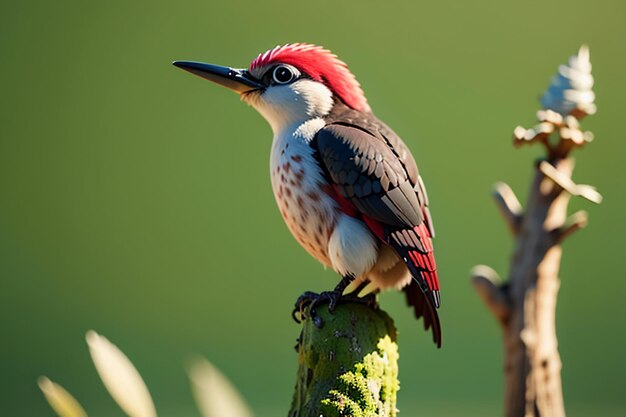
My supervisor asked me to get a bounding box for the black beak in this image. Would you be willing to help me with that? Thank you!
[172,61,263,94]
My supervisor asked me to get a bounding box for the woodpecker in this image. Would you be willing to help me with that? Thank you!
[174,43,442,347]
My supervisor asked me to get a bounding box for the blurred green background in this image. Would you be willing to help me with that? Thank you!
[1,1,625,416]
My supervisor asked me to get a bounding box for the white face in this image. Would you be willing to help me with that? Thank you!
[242,64,334,134]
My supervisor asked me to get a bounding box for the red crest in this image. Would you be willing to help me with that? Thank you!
[250,43,370,112]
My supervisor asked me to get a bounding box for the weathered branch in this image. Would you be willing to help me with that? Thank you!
[471,265,511,324]
[538,161,602,204]
[554,210,588,242]
[472,46,601,417]
[493,182,523,235]
[290,303,399,417]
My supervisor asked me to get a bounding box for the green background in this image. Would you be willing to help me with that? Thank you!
[1,1,625,416]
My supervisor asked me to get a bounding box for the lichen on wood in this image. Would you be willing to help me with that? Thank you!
[289,302,399,417]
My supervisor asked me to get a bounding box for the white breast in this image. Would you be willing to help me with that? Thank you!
[269,118,338,267]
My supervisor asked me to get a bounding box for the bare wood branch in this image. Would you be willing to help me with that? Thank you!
[538,161,603,204]
[493,182,523,235]
[554,210,588,242]
[471,265,511,324]
[475,45,600,417]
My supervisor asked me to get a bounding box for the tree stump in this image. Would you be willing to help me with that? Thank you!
[290,302,400,417]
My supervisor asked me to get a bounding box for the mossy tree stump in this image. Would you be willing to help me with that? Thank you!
[289,302,399,417]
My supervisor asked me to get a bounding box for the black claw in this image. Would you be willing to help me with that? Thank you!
[292,310,301,324]
[328,296,338,312]
[291,289,379,327]
[292,291,321,323]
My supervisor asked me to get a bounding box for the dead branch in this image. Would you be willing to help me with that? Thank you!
[472,45,601,417]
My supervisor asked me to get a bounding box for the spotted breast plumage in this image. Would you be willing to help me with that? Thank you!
[270,119,337,267]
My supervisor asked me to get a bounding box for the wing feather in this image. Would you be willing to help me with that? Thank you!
[313,112,441,346]
[315,124,423,228]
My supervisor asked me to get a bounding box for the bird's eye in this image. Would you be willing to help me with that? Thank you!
[272,65,296,84]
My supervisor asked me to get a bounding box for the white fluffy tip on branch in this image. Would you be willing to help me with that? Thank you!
[540,45,596,118]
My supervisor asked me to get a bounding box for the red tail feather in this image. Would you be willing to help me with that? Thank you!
[408,224,440,292]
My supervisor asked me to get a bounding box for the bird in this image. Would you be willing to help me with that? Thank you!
[173,43,442,347]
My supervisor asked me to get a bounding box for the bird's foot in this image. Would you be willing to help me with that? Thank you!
[292,289,378,328]
[292,291,337,328]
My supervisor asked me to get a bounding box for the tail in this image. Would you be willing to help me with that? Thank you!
[389,223,442,348]
[403,281,442,348]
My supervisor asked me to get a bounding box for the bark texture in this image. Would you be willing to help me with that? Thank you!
[289,302,399,417]
[472,106,600,417]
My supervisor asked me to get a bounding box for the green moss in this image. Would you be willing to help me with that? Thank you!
[319,336,399,417]
[289,303,398,417]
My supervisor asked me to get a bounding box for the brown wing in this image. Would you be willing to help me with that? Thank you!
[314,123,424,228]
[313,117,442,347]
